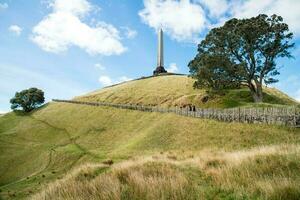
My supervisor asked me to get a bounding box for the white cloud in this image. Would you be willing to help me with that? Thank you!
[49,0,92,17]
[31,0,126,55]
[198,0,228,18]
[118,76,132,83]
[99,75,113,86]
[200,0,300,36]
[94,63,105,70]
[98,75,132,86]
[139,0,206,42]
[122,26,137,39]
[166,63,178,73]
[9,25,22,36]
[139,0,300,43]
[230,0,300,35]
[0,3,8,10]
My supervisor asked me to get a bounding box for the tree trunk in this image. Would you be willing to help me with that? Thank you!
[252,92,263,103]
[249,81,263,103]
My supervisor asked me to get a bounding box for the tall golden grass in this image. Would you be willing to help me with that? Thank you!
[77,75,297,108]
[31,162,197,200]
[31,144,300,200]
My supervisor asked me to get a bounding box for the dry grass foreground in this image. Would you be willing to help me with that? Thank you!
[32,144,300,200]
[1,101,300,199]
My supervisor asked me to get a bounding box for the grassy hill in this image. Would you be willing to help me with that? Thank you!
[0,75,300,199]
[77,75,298,108]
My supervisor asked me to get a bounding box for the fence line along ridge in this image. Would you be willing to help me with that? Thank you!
[52,99,300,127]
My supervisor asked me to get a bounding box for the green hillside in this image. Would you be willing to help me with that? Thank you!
[77,75,298,108]
[0,75,300,199]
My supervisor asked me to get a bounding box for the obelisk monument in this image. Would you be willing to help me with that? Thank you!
[153,28,167,75]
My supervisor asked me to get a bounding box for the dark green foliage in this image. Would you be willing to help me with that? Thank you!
[190,54,244,91]
[189,14,294,103]
[10,88,45,112]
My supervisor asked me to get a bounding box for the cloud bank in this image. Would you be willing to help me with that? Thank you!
[31,0,126,55]
[139,0,206,42]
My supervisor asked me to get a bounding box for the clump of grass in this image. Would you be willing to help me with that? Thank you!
[31,162,199,200]
[209,145,300,200]
[166,155,177,160]
[102,159,114,165]
[205,159,226,169]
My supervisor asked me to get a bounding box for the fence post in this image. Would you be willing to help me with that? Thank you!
[294,106,297,127]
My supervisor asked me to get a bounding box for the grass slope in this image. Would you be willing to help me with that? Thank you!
[77,75,298,108]
[0,102,300,199]
[31,146,300,200]
[0,75,299,199]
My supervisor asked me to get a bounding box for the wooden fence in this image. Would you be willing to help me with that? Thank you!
[52,99,300,127]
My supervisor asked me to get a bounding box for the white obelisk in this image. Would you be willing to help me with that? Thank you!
[157,28,164,67]
[153,28,167,75]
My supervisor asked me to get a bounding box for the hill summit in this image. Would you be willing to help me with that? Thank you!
[77,74,297,108]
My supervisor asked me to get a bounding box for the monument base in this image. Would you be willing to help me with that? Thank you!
[153,66,167,75]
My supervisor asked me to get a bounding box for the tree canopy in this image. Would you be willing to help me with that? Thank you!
[189,14,294,102]
[10,88,45,112]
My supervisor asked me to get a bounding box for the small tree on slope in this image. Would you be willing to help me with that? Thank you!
[10,88,45,112]
[188,14,294,103]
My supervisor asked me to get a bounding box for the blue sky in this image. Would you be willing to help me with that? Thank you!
[0,0,300,113]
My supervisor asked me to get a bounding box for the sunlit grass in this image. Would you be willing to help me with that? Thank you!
[0,102,299,199]
[76,75,298,108]
[0,75,299,199]
[31,145,300,200]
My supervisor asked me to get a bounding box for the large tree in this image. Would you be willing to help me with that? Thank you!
[189,14,294,102]
[10,88,45,112]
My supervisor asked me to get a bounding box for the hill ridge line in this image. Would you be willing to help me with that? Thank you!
[102,73,188,89]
